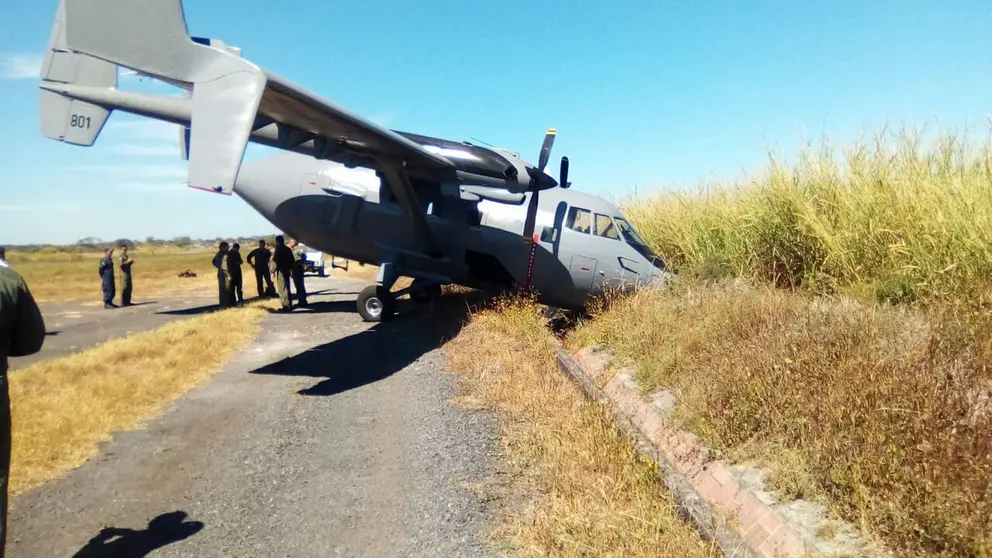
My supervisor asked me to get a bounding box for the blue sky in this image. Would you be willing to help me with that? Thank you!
[1,0,990,245]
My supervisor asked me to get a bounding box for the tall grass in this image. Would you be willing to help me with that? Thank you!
[621,126,992,303]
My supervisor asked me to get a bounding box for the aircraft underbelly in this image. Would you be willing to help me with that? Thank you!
[568,255,597,294]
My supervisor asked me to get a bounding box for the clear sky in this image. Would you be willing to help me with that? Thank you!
[1,0,990,246]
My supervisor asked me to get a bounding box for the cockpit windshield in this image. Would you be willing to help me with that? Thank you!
[614,216,665,270]
[614,217,647,246]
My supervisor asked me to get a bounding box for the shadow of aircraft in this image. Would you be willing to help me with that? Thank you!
[72,511,204,558]
[249,289,491,396]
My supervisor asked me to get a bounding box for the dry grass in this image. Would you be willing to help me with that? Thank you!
[446,296,719,557]
[570,281,992,557]
[9,298,274,497]
[6,248,218,302]
[561,126,992,557]
[620,126,992,304]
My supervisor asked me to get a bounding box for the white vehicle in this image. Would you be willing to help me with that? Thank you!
[302,250,326,276]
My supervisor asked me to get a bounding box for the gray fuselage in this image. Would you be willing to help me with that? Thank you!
[235,149,666,310]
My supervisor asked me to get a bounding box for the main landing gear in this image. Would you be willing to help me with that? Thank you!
[355,261,443,322]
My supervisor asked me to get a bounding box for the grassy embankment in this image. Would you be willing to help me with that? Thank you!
[563,128,992,557]
[10,298,276,497]
[446,295,720,557]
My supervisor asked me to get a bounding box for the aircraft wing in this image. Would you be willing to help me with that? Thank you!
[253,71,458,177]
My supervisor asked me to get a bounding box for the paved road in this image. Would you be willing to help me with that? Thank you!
[8,279,351,370]
[8,277,501,557]
[9,292,219,370]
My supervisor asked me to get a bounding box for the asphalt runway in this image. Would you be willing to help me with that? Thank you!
[8,276,502,557]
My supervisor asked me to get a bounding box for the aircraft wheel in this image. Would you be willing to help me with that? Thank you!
[357,284,395,322]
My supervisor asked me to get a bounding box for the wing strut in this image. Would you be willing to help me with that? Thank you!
[378,161,441,258]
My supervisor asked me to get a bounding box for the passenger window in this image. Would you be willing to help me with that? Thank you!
[565,206,592,234]
[594,213,620,240]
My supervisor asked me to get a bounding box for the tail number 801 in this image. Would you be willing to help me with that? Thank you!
[70,114,92,129]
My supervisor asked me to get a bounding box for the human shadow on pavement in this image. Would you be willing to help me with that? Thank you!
[249,290,488,396]
[71,511,204,558]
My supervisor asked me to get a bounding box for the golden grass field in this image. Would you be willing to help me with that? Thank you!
[5,245,381,303]
[561,127,992,558]
[6,246,219,303]
[9,298,276,497]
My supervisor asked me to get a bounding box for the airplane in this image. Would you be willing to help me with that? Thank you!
[35,0,670,322]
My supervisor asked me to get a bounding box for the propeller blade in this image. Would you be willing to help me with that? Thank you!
[538,128,556,172]
[522,189,540,241]
[560,156,570,189]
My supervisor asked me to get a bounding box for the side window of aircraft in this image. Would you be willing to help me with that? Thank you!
[540,226,558,243]
[565,206,592,234]
[594,213,620,240]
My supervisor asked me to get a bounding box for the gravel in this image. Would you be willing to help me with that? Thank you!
[8,277,502,558]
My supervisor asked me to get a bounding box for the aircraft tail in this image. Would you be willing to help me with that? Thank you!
[38,0,117,146]
[37,0,266,194]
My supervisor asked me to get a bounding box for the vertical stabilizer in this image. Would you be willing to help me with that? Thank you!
[39,0,117,146]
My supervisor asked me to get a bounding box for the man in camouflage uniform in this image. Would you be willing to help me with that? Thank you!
[227,242,244,305]
[0,257,46,556]
[118,244,135,307]
[289,239,308,307]
[246,239,274,298]
[212,242,232,308]
[99,247,116,309]
[272,235,295,311]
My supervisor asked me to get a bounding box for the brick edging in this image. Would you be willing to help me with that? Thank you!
[555,348,809,558]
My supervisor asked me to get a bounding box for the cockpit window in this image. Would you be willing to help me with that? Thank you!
[565,206,592,234]
[614,217,648,246]
[615,216,666,270]
[594,213,620,240]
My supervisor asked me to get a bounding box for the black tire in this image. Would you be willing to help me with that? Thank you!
[356,284,395,322]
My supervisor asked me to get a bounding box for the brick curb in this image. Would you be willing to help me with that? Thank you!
[555,347,810,558]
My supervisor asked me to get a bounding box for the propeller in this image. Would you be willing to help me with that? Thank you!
[522,129,559,242]
[521,129,570,290]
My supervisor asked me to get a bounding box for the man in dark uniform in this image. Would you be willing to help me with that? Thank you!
[272,235,295,311]
[246,240,273,298]
[0,257,46,557]
[118,244,135,307]
[289,239,308,307]
[212,242,232,308]
[99,247,116,309]
[0,248,5,265]
[227,242,244,305]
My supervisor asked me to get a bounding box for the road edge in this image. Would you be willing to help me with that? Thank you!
[555,346,809,558]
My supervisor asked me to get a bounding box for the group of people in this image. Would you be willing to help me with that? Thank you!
[98,244,135,309]
[213,235,309,311]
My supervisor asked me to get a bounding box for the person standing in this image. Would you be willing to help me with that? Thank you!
[212,242,232,308]
[0,257,46,557]
[246,240,273,298]
[118,244,135,307]
[272,236,295,311]
[0,248,5,265]
[99,247,116,309]
[289,239,308,307]
[227,242,244,305]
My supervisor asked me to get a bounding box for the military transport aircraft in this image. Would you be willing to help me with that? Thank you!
[36,0,669,321]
